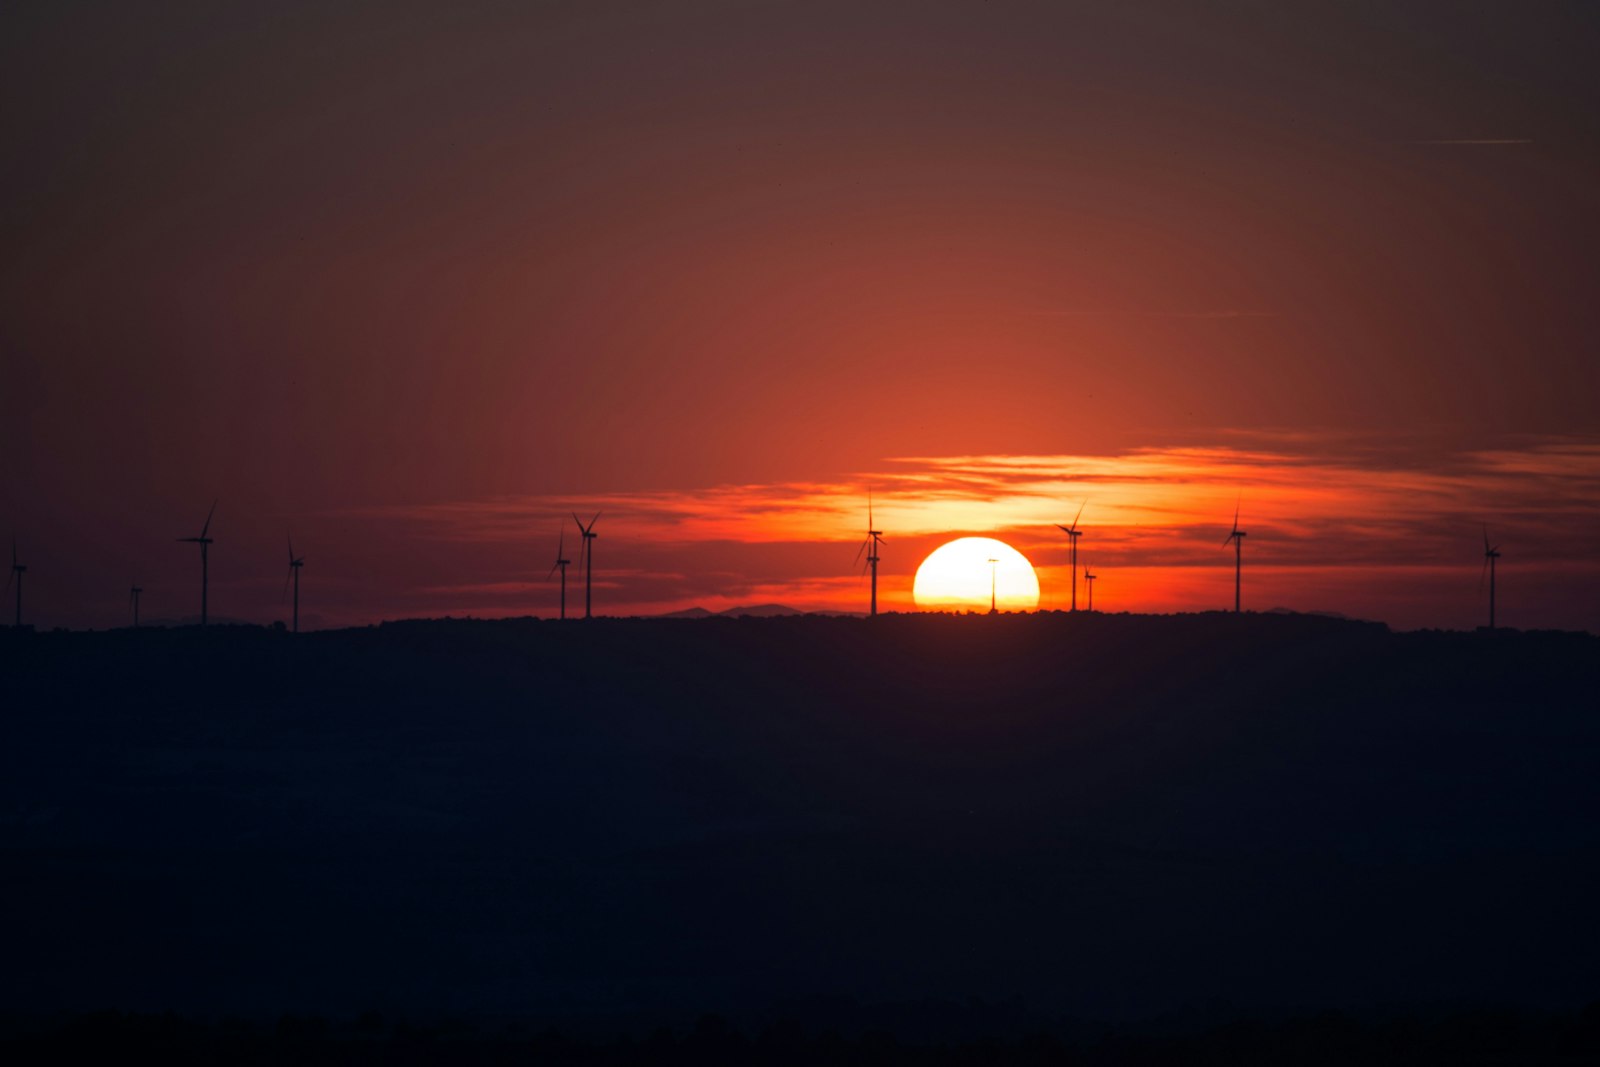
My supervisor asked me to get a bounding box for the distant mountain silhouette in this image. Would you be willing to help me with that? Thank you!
[657,603,808,618]
[1266,605,1354,620]
[717,602,806,617]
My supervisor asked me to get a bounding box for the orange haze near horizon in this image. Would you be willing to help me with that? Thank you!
[218,436,1598,633]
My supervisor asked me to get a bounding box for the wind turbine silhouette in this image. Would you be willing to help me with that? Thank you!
[1481,527,1502,630]
[1084,564,1097,612]
[1055,501,1086,611]
[987,556,999,615]
[177,500,217,625]
[547,529,571,620]
[284,537,304,634]
[854,492,885,617]
[6,539,25,628]
[129,584,143,628]
[573,513,599,619]
[1223,499,1246,613]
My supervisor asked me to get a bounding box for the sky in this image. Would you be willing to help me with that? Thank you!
[3,0,1598,632]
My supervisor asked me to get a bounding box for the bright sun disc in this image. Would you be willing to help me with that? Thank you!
[913,537,1040,612]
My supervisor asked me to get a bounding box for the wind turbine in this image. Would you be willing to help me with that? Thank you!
[1084,564,1097,612]
[1481,527,1502,630]
[1223,499,1246,613]
[177,500,216,625]
[6,539,24,628]
[547,528,571,620]
[1055,501,1086,611]
[854,492,885,617]
[284,536,304,634]
[129,584,143,628]
[573,513,599,619]
[987,556,999,615]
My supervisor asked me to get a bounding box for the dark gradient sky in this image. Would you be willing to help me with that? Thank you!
[4,1,1598,630]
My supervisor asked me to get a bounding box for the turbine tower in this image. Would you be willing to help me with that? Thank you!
[1084,564,1097,612]
[854,493,885,617]
[988,556,999,615]
[1055,501,1086,611]
[177,500,217,626]
[130,584,143,628]
[547,529,571,620]
[285,536,304,634]
[6,539,25,628]
[1223,499,1246,613]
[573,513,599,619]
[1482,527,1502,630]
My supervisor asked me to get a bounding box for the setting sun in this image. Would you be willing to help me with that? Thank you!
[912,537,1041,612]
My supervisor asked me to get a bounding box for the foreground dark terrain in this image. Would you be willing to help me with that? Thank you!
[2,613,1597,1057]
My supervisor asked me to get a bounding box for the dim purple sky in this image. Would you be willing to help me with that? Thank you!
[4,1,1598,630]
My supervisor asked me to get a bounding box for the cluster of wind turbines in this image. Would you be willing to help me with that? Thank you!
[4,496,1511,631]
[171,500,306,631]
[6,501,311,632]
[172,501,310,632]
[850,497,1508,627]
[546,513,600,620]
[9,503,603,632]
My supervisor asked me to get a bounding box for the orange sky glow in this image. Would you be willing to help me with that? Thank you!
[306,434,1599,632]
[6,4,1600,636]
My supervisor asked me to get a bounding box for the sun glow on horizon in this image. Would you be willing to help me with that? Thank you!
[332,437,1600,631]
[913,537,1041,612]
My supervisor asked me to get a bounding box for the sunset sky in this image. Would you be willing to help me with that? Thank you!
[4,1,1598,631]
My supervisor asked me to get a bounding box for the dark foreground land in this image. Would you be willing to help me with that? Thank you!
[2,613,1597,1057]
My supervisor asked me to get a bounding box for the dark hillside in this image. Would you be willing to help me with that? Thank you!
[1,614,1596,1032]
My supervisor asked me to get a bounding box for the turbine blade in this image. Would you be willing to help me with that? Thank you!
[589,512,601,528]
[546,560,560,581]
[288,534,295,565]
[1479,555,1489,593]
[201,499,217,539]
[1231,497,1240,534]
[854,538,868,566]
[1071,499,1085,530]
